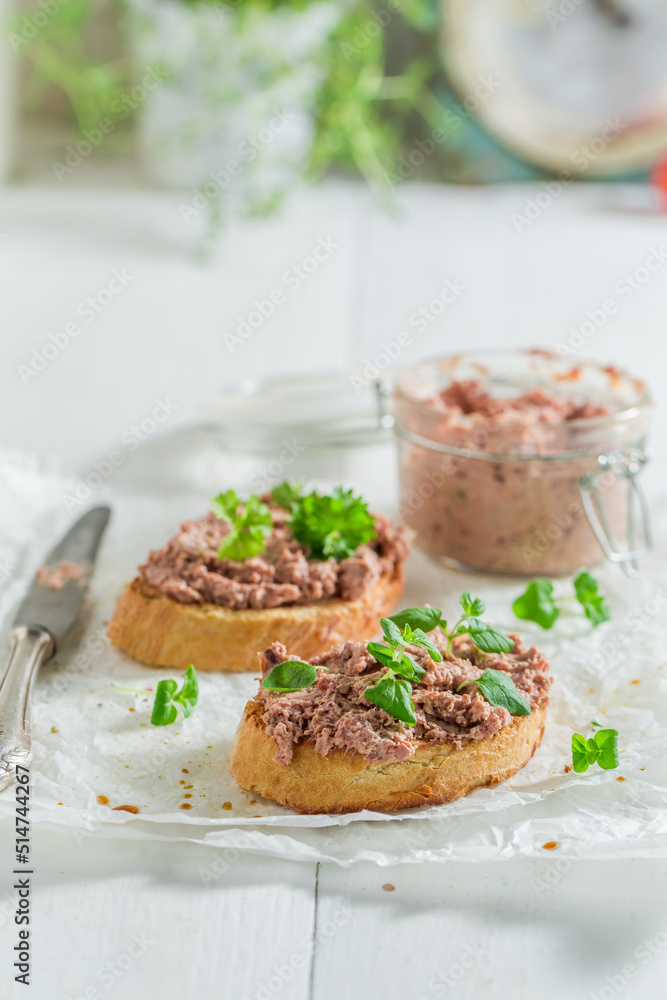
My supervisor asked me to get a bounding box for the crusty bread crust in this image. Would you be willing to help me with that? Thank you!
[229,700,547,814]
[107,568,404,673]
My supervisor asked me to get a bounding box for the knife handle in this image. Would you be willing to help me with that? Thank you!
[0,625,54,791]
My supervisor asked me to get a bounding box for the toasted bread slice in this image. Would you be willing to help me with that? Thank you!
[107,567,404,672]
[230,700,547,814]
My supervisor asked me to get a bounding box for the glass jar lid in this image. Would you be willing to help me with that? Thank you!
[200,370,394,455]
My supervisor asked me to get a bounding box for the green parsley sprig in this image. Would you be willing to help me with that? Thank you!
[212,490,273,561]
[261,597,527,727]
[571,728,619,773]
[513,571,611,630]
[212,482,377,563]
[287,486,376,560]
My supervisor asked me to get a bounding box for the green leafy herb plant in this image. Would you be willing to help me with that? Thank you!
[261,597,529,727]
[571,728,619,773]
[513,572,611,630]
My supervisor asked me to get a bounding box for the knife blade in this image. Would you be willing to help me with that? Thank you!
[0,506,111,790]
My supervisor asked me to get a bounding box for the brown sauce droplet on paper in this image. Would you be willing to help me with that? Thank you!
[222,801,233,811]
[542,841,558,851]
[96,795,109,806]
[179,803,192,810]
[112,804,139,815]
[382,884,396,892]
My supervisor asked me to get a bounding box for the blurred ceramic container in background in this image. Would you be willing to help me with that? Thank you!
[394,350,652,577]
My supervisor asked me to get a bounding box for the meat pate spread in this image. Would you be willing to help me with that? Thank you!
[397,377,625,575]
[139,503,411,610]
[36,560,87,590]
[256,633,551,765]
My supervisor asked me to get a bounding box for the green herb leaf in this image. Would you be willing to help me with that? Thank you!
[465,619,515,654]
[406,627,443,663]
[151,665,199,726]
[593,728,619,770]
[389,606,444,632]
[261,660,318,692]
[367,641,425,681]
[173,664,198,719]
[211,489,242,521]
[213,492,273,561]
[364,673,416,726]
[380,617,403,645]
[573,571,611,628]
[151,679,178,727]
[571,728,619,772]
[289,487,376,561]
[366,640,395,667]
[460,592,486,616]
[270,480,304,510]
[512,578,560,630]
[458,668,531,716]
[572,732,590,772]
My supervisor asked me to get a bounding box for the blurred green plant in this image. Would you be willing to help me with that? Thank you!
[15,0,448,205]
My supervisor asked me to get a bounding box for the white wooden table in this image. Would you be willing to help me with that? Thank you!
[2,178,667,999]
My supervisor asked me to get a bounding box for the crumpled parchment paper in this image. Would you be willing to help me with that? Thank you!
[0,445,666,866]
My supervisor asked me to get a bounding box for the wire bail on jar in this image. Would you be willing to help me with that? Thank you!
[578,447,653,578]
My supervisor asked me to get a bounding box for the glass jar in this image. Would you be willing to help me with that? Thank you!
[394,350,653,577]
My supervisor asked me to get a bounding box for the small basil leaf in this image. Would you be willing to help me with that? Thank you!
[151,679,179,727]
[512,578,560,630]
[465,620,515,654]
[364,674,416,726]
[408,628,443,663]
[459,668,531,716]
[388,606,444,633]
[262,661,318,692]
[380,617,403,645]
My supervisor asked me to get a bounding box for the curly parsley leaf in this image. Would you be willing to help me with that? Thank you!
[151,665,199,726]
[212,492,273,561]
[364,673,416,726]
[512,578,560,630]
[573,571,611,627]
[270,480,304,511]
[389,606,445,633]
[572,728,619,772]
[289,487,376,561]
[458,668,531,716]
[261,660,318,692]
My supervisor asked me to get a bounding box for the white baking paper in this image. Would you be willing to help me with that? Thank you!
[0,444,666,866]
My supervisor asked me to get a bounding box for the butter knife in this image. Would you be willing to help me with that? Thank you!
[0,506,111,791]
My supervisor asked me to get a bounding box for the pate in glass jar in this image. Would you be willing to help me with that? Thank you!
[394,350,652,577]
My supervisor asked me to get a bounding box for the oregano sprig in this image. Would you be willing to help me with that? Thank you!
[260,598,526,729]
[513,571,611,630]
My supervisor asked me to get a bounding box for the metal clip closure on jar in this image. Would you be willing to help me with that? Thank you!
[579,447,653,577]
